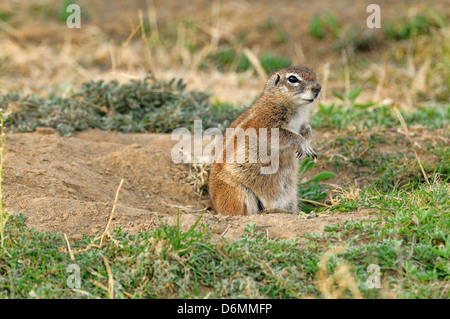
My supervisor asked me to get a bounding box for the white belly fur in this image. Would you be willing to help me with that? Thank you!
[286,104,312,133]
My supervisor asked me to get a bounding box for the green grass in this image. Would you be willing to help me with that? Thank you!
[327,181,450,298]
[298,158,336,213]
[260,53,291,74]
[57,0,74,23]
[310,12,341,39]
[312,102,450,130]
[211,47,291,75]
[0,179,448,298]
[213,46,237,71]
[28,0,83,22]
[312,87,449,130]
[385,9,445,40]
[318,125,448,193]
[272,30,288,46]
[0,11,12,22]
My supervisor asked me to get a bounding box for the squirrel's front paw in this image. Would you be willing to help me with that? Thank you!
[304,144,317,159]
[296,142,317,159]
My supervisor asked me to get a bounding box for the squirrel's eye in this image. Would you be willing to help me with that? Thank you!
[288,76,299,83]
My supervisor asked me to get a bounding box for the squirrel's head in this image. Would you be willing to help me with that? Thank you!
[263,66,321,106]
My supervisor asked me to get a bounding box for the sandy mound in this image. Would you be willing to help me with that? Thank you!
[4,128,374,241]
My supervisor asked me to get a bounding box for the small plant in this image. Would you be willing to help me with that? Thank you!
[236,53,251,72]
[298,157,336,213]
[260,53,290,74]
[211,49,290,75]
[310,15,327,39]
[310,12,341,39]
[386,14,432,40]
[58,0,74,23]
[385,9,446,40]
[272,30,288,45]
[2,73,241,136]
[257,18,275,33]
[332,87,375,109]
[0,11,11,22]
[172,210,206,251]
[140,16,152,35]
[213,46,237,71]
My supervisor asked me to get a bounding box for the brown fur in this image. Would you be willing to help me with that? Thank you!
[209,66,321,216]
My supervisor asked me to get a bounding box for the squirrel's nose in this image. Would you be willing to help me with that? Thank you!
[312,83,322,93]
[311,83,322,98]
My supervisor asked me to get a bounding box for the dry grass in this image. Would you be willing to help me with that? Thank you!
[395,109,430,184]
[73,178,125,254]
[187,162,211,197]
[0,1,447,108]
[328,185,362,206]
[316,246,363,299]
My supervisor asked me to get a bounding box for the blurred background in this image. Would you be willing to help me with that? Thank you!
[0,0,448,108]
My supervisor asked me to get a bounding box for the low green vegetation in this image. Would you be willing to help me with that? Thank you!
[211,46,291,74]
[57,0,74,23]
[4,76,446,137]
[323,180,449,298]
[385,9,446,40]
[0,74,448,299]
[0,10,11,22]
[298,158,336,213]
[0,179,448,298]
[260,53,291,74]
[313,102,449,130]
[310,12,341,39]
[28,0,83,22]
[312,88,449,130]
[2,73,240,136]
[309,88,448,196]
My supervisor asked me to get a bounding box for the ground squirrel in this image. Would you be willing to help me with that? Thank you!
[209,66,321,216]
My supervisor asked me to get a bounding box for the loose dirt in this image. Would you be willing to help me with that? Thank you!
[4,128,376,242]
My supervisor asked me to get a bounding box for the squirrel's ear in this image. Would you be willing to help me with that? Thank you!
[274,74,280,86]
[265,73,281,92]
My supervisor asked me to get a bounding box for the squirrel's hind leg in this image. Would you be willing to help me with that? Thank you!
[210,179,262,216]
